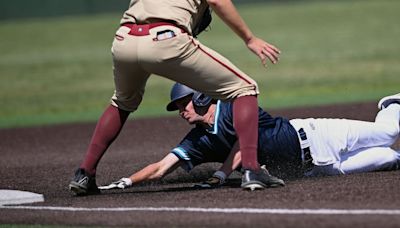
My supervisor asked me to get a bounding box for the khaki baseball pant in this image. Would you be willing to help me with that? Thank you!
[110,23,259,112]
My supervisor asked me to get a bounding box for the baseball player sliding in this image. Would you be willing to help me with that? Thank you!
[69,0,282,196]
[99,83,400,190]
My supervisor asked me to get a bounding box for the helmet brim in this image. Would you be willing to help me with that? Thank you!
[166,93,194,111]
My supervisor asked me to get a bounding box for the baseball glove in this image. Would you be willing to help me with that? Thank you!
[192,6,212,37]
[193,171,226,189]
[193,176,224,189]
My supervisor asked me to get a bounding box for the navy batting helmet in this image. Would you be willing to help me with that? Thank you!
[166,83,212,111]
[192,91,212,108]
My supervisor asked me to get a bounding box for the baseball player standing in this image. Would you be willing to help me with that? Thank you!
[98,84,400,190]
[69,0,281,195]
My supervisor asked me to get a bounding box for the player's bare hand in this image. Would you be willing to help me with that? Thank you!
[246,37,281,67]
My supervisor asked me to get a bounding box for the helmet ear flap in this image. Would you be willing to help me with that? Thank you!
[192,92,212,108]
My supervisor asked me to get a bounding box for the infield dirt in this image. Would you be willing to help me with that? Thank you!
[0,101,399,227]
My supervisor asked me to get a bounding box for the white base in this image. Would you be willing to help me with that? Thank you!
[0,190,44,206]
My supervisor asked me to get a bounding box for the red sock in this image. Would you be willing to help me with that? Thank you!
[233,95,260,171]
[80,105,130,175]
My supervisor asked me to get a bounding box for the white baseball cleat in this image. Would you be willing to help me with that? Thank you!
[378,93,400,110]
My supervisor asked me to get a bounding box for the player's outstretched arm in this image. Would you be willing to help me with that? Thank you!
[207,0,280,66]
[99,153,181,190]
[218,142,242,177]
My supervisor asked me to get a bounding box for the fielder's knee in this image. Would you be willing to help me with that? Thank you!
[110,100,140,113]
[226,83,259,100]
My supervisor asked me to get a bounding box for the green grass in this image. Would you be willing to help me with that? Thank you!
[0,0,399,128]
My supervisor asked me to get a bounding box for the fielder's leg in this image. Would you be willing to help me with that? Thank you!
[233,95,260,171]
[79,105,130,176]
[70,25,149,196]
[69,105,130,196]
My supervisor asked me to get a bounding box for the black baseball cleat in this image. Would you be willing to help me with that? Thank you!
[69,168,100,196]
[241,167,285,191]
[378,93,400,110]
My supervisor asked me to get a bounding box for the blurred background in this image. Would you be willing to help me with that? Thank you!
[0,0,399,128]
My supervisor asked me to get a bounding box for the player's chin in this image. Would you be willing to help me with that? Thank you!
[185,114,205,125]
[188,119,202,125]
[180,116,193,124]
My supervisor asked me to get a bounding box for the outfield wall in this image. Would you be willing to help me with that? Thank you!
[0,0,130,20]
[0,0,291,21]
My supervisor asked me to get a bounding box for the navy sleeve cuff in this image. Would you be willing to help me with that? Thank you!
[171,147,194,172]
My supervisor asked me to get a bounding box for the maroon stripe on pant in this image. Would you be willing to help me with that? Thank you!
[193,40,254,86]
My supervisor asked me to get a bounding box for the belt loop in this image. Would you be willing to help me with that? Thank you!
[298,129,310,149]
[299,128,307,140]
[296,128,314,171]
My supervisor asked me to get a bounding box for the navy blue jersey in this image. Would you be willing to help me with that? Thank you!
[171,101,302,172]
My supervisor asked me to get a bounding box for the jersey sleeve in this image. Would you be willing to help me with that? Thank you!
[171,146,193,172]
[170,127,208,172]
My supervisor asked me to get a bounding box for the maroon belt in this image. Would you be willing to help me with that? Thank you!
[122,22,186,36]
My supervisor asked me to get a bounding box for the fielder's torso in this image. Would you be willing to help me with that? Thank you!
[120,0,209,35]
[171,101,302,171]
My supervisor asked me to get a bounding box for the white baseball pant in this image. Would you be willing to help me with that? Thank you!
[290,104,400,176]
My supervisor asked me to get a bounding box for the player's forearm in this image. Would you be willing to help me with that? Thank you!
[218,149,242,177]
[128,153,179,184]
[207,0,254,43]
[129,163,164,184]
